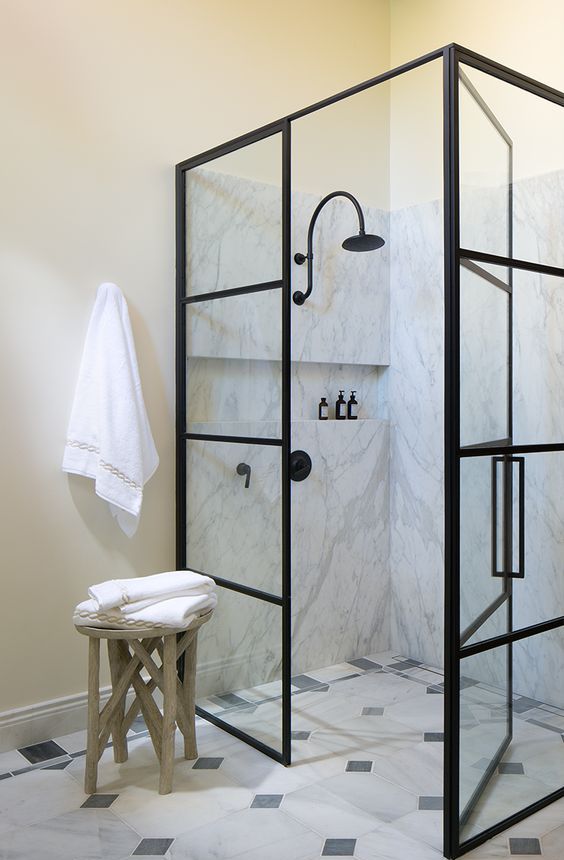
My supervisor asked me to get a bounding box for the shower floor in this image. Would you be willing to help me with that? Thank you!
[1,651,563,858]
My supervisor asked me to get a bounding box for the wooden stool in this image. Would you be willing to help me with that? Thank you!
[75,610,212,795]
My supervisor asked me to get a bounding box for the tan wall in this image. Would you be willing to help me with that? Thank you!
[0,0,389,712]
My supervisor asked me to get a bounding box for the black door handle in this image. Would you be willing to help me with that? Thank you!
[236,462,251,488]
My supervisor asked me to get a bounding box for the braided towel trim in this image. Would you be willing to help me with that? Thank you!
[74,609,180,629]
[66,439,142,493]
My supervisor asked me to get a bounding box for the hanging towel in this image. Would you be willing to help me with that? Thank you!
[73,592,217,630]
[62,283,159,536]
[88,570,215,613]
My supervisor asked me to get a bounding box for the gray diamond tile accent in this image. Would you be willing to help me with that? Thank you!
[348,658,382,672]
[210,692,251,708]
[44,759,72,770]
[18,740,68,764]
[250,793,283,808]
[362,706,384,716]
[499,762,525,774]
[291,731,311,740]
[509,837,541,855]
[513,697,542,714]
[133,837,175,855]
[424,732,444,742]
[81,794,119,808]
[0,773,12,780]
[346,760,373,772]
[427,686,443,694]
[388,659,422,671]
[291,674,321,690]
[418,795,443,810]
[192,757,223,769]
[322,838,357,856]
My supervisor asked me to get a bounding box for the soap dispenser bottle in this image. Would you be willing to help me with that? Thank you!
[347,390,359,420]
[336,390,346,420]
[318,397,329,420]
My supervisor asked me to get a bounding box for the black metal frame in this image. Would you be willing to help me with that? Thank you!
[444,44,564,859]
[174,40,564,858]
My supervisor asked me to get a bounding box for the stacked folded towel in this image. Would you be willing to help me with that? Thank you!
[74,570,217,630]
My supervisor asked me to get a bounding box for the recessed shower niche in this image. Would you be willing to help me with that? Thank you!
[176,45,564,859]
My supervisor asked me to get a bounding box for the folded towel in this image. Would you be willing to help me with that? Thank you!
[62,283,159,537]
[73,592,217,630]
[88,570,214,612]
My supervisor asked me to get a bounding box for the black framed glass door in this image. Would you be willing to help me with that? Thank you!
[176,122,291,764]
[445,45,564,858]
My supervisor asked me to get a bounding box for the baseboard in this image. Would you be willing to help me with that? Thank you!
[0,687,113,753]
[0,651,279,753]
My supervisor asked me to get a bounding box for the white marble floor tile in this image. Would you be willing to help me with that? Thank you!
[66,736,165,793]
[311,716,422,759]
[307,663,360,683]
[111,768,253,837]
[52,730,88,755]
[0,769,85,835]
[0,750,29,774]
[392,809,443,851]
[355,823,444,860]
[369,742,443,795]
[170,807,318,859]
[282,781,386,839]
[384,693,444,733]
[541,823,564,859]
[0,808,139,860]
[463,835,509,858]
[320,772,417,822]
[219,742,316,793]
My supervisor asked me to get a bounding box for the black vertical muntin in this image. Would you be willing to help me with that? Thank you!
[443,42,461,860]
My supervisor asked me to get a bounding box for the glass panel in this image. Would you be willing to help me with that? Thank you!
[460,263,509,446]
[513,268,564,446]
[460,628,564,846]
[186,287,281,363]
[460,63,564,270]
[186,439,281,595]
[460,456,506,642]
[459,645,510,839]
[196,587,282,753]
[186,133,282,296]
[513,452,564,632]
[459,70,511,261]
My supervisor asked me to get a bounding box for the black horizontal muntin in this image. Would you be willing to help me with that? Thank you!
[459,441,564,458]
[458,785,564,858]
[455,44,564,109]
[180,566,282,605]
[184,431,282,447]
[195,706,283,764]
[460,259,511,293]
[182,280,283,304]
[459,591,508,648]
[460,613,564,659]
[459,249,564,280]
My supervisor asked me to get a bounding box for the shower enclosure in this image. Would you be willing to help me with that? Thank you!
[175,44,564,858]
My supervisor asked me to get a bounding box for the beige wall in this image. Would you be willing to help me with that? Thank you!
[0,0,389,713]
[2,0,563,718]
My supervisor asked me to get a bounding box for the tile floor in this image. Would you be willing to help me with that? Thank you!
[1,651,563,859]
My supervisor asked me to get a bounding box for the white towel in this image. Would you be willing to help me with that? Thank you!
[62,283,159,537]
[88,570,214,612]
[73,592,217,630]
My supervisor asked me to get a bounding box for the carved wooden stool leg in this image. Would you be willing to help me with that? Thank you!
[181,630,199,760]
[108,639,129,763]
[159,634,177,795]
[85,636,100,794]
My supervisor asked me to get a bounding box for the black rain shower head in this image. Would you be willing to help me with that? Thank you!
[342,231,386,252]
[293,190,385,305]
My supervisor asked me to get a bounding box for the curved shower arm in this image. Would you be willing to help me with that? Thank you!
[293,191,366,305]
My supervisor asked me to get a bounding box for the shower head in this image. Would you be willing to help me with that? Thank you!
[293,190,386,305]
[342,231,385,252]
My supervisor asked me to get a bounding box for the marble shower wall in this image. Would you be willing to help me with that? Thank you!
[388,199,445,670]
[188,418,390,696]
[185,167,391,697]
